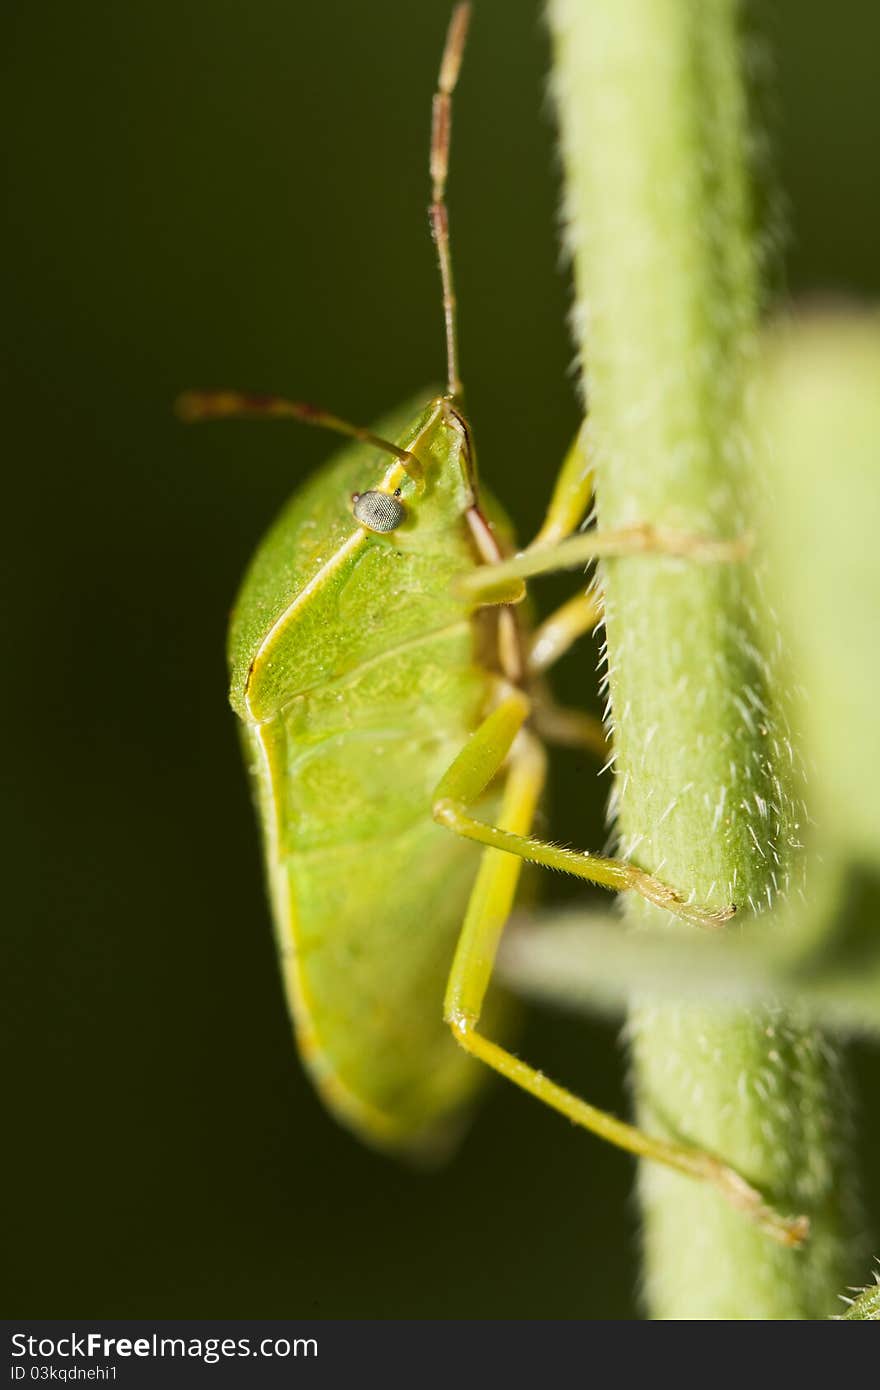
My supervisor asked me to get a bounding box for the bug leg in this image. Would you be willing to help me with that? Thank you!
[527,590,602,675]
[529,427,595,549]
[433,693,733,930]
[528,700,607,758]
[526,590,607,756]
[459,430,594,609]
[459,423,747,605]
[436,707,808,1247]
[457,523,752,603]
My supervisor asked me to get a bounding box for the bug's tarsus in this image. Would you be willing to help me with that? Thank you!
[430,3,471,401]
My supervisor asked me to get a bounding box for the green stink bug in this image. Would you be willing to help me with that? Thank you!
[179,4,805,1245]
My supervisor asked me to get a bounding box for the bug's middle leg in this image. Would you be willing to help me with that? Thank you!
[435,701,807,1247]
[525,590,607,756]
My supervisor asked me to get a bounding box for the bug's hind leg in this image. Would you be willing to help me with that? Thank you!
[435,699,808,1247]
[433,693,733,931]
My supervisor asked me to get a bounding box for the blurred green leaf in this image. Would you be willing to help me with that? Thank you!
[757,314,880,869]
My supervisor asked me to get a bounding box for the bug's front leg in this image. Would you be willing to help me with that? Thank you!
[529,426,595,549]
[432,696,808,1248]
[457,427,750,604]
[458,522,752,602]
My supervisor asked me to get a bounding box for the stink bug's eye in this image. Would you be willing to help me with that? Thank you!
[351,489,406,534]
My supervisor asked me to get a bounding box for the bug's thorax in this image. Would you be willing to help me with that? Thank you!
[377,395,478,532]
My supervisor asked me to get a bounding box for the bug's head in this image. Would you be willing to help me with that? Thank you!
[348,396,477,540]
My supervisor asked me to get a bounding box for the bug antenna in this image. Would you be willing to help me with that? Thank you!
[430,3,471,402]
[175,391,424,483]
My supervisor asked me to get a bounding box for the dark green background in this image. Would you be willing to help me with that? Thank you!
[4,1,878,1317]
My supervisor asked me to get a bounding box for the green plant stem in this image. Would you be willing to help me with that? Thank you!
[548,0,860,1318]
[838,1279,880,1320]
